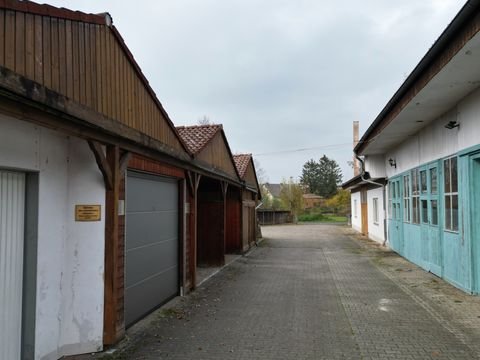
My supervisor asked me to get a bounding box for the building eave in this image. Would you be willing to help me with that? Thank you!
[356,0,480,156]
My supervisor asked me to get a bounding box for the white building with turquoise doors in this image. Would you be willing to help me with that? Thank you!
[347,0,480,294]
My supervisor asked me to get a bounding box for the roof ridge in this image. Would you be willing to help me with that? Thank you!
[0,0,108,24]
[176,124,222,129]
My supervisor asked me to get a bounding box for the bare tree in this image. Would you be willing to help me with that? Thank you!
[197,115,212,125]
[279,177,304,223]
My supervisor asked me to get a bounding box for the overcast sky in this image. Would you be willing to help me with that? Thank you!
[47,0,465,183]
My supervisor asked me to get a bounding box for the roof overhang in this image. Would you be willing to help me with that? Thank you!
[342,173,386,191]
[357,0,480,156]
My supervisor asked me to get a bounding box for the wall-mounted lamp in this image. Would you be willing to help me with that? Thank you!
[388,158,397,168]
[445,121,460,130]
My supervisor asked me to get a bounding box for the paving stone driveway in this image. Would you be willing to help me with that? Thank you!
[112,224,480,360]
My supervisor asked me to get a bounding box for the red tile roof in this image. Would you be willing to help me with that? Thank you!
[176,125,222,155]
[233,154,252,179]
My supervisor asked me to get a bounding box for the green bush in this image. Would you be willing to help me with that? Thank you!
[298,213,328,222]
[298,212,347,223]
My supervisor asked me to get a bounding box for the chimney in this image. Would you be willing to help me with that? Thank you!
[353,121,360,176]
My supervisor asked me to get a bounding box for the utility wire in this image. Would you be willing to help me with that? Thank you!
[254,143,352,156]
[253,133,410,157]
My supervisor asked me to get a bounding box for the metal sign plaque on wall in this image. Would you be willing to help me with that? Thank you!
[75,205,101,221]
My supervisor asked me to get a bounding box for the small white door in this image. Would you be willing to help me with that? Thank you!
[0,170,26,360]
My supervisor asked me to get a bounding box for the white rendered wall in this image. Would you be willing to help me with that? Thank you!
[366,187,385,244]
[0,115,105,359]
[350,191,361,233]
[384,87,480,177]
[364,154,386,178]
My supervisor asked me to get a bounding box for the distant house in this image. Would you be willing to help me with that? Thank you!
[264,183,282,198]
[303,193,323,210]
[343,0,480,294]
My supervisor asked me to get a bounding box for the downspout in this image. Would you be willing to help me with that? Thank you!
[355,154,388,246]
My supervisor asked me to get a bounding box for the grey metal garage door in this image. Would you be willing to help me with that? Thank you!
[125,171,179,326]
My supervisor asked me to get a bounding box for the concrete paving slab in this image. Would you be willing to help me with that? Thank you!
[82,224,480,359]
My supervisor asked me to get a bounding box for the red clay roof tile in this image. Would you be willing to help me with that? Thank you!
[176,124,223,155]
[233,154,252,179]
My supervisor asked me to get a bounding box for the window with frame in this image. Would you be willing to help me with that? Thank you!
[431,199,438,225]
[403,175,410,222]
[411,168,420,224]
[373,197,379,224]
[420,170,427,194]
[444,157,458,231]
[388,184,392,219]
[354,199,358,218]
[430,167,438,194]
[430,167,438,226]
[421,199,428,224]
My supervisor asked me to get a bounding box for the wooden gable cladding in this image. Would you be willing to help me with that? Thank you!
[196,132,239,180]
[0,6,186,154]
[244,160,259,191]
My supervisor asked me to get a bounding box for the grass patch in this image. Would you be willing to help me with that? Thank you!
[298,213,347,222]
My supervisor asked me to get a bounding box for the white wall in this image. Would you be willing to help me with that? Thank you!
[351,191,361,233]
[385,87,480,177]
[364,154,386,178]
[0,115,105,359]
[367,187,385,244]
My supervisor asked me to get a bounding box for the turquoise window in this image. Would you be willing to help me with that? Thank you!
[403,175,410,222]
[444,157,458,232]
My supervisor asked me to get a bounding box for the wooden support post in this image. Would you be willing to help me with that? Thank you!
[191,173,201,289]
[221,181,228,266]
[88,140,113,190]
[186,171,195,195]
[179,178,186,294]
[103,145,121,345]
[119,151,132,176]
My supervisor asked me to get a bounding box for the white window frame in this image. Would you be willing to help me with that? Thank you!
[354,199,358,218]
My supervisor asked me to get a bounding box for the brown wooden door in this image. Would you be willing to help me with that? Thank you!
[361,189,368,235]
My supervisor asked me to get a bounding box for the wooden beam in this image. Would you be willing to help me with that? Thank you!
[186,171,195,195]
[221,181,227,266]
[88,140,113,190]
[103,145,122,344]
[119,151,131,176]
[191,173,201,289]
[179,179,186,293]
[0,64,192,162]
[0,71,246,190]
[194,173,202,192]
[220,181,228,199]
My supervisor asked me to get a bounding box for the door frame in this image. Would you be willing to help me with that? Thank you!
[388,177,403,254]
[468,152,480,293]
[0,169,38,360]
